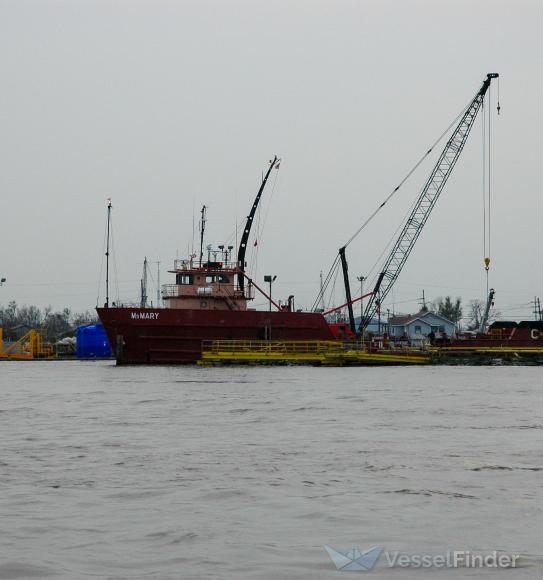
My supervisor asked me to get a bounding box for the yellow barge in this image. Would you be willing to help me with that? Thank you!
[199,340,430,366]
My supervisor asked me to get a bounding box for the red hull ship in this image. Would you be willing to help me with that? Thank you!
[97,157,345,364]
[97,307,335,364]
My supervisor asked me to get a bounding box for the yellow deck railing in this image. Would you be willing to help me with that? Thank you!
[200,340,430,365]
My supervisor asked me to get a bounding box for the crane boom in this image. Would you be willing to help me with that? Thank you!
[362,73,498,330]
[237,156,278,292]
[479,288,495,333]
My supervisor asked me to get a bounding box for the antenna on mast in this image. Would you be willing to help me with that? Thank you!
[105,198,112,308]
[199,205,207,267]
[140,256,148,308]
[157,259,161,307]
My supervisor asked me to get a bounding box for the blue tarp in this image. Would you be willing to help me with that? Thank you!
[76,324,112,358]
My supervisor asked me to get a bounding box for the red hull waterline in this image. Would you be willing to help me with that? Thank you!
[96,307,335,364]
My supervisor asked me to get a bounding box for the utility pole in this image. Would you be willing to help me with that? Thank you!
[419,289,427,312]
[532,296,542,321]
[386,308,390,334]
[357,276,367,322]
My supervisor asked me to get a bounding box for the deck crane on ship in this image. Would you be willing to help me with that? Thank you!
[320,73,499,336]
[361,73,499,332]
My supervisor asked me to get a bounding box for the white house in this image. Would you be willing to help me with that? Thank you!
[388,311,455,344]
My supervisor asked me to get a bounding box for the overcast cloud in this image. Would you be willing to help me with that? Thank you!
[1,0,541,319]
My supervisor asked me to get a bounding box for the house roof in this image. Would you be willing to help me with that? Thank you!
[354,316,379,326]
[388,310,454,327]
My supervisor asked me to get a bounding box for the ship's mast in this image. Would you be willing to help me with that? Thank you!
[199,205,207,267]
[105,198,112,308]
[156,260,161,307]
[237,156,278,292]
[140,256,148,308]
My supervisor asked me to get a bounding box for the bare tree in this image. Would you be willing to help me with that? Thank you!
[0,302,99,341]
[467,299,483,330]
[466,298,501,331]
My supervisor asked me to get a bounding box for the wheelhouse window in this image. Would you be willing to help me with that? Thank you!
[176,274,194,285]
[205,274,230,283]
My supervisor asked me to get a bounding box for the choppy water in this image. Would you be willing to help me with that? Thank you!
[0,362,542,579]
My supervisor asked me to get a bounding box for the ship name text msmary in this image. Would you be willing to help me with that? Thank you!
[131,312,160,320]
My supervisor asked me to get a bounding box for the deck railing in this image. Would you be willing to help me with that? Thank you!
[201,340,428,355]
[161,284,254,300]
[173,259,240,271]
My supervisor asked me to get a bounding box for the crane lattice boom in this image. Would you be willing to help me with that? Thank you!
[362,73,498,330]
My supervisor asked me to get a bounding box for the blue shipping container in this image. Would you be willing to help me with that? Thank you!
[76,324,112,358]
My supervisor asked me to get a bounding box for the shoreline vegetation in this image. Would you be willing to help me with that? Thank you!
[0,295,497,343]
[0,301,98,343]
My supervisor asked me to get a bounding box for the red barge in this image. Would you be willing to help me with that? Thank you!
[438,321,543,356]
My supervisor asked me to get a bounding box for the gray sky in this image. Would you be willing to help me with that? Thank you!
[1,0,542,320]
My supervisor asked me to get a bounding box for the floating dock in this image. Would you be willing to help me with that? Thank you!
[199,340,430,366]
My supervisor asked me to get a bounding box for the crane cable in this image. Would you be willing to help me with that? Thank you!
[313,97,475,311]
[483,82,500,301]
[311,254,340,311]
[487,84,492,297]
[342,96,475,249]
[482,97,488,296]
[483,85,495,298]
[315,81,502,312]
